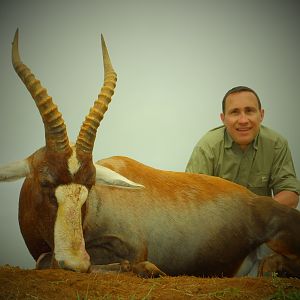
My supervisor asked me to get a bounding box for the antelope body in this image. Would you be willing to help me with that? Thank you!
[1,30,300,277]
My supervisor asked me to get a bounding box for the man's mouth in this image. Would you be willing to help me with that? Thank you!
[236,128,251,132]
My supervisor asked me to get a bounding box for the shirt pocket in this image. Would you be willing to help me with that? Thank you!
[247,173,271,196]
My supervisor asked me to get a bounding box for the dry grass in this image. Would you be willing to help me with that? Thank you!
[1,265,300,299]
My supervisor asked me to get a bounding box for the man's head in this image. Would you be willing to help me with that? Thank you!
[220,86,264,150]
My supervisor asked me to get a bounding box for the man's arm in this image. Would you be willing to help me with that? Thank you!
[274,190,299,208]
[185,145,214,175]
[270,136,300,208]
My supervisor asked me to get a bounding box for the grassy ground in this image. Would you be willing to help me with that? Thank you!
[1,265,300,299]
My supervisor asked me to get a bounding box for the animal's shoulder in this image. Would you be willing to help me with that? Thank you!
[96,156,151,172]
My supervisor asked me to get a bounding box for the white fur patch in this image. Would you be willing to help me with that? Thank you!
[68,148,81,176]
[55,183,88,205]
[54,183,90,272]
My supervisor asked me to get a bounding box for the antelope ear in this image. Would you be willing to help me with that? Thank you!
[94,164,144,189]
[0,159,30,182]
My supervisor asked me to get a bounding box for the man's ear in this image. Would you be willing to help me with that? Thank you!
[260,109,265,122]
[220,112,225,123]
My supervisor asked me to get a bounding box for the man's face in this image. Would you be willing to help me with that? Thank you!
[220,91,264,150]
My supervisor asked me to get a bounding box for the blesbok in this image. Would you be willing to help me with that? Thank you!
[1,30,300,278]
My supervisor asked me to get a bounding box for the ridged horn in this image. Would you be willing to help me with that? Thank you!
[12,29,70,153]
[75,34,117,153]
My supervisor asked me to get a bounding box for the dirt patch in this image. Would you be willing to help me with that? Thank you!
[1,265,300,299]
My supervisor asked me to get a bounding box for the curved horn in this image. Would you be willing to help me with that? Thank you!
[75,34,117,153]
[12,29,70,153]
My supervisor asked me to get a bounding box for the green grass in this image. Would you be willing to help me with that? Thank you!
[266,272,300,300]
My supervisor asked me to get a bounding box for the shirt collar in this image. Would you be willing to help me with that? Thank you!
[224,128,259,150]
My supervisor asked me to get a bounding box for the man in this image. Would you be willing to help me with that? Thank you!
[186,86,300,208]
[186,86,300,276]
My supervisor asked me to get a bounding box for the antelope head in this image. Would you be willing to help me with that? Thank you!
[0,30,142,272]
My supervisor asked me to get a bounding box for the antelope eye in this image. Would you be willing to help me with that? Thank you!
[40,183,58,206]
[40,174,56,187]
[39,165,56,187]
[41,180,54,188]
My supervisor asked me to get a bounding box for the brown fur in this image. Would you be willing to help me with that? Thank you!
[12,150,300,278]
[80,156,300,277]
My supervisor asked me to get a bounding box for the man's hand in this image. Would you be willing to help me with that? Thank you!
[274,190,299,208]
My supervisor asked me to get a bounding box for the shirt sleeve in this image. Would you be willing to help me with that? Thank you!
[270,139,300,195]
[185,142,215,175]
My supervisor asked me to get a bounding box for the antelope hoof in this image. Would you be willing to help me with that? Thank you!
[89,260,131,273]
[132,261,166,278]
[36,252,53,270]
[258,254,300,278]
[258,255,278,276]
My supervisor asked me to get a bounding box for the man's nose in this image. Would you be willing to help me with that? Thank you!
[238,112,248,123]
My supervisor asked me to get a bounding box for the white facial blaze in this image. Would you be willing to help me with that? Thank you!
[68,148,81,176]
[54,183,90,272]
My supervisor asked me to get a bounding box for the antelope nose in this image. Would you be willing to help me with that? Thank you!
[57,260,69,270]
[57,259,91,273]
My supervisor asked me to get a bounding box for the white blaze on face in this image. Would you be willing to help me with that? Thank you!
[54,183,90,272]
[68,147,81,176]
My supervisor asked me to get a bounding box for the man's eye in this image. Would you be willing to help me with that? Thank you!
[245,108,256,114]
[230,110,239,115]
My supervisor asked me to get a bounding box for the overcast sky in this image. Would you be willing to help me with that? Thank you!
[0,0,299,269]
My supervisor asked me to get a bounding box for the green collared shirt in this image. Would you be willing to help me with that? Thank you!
[186,125,300,196]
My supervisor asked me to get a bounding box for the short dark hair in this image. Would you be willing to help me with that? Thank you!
[222,86,261,113]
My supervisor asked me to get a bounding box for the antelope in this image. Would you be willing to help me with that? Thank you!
[1,30,300,278]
